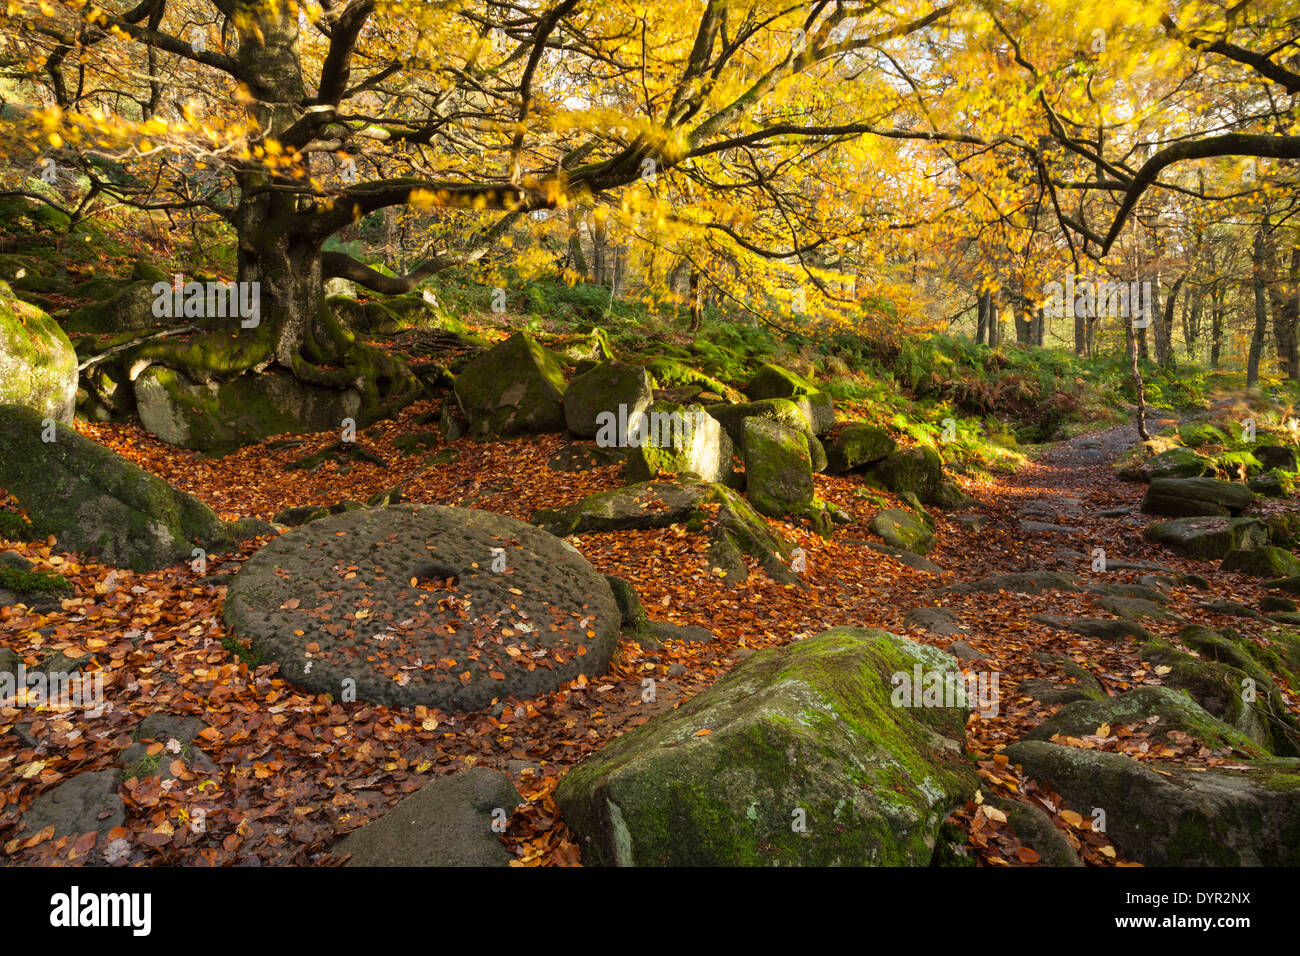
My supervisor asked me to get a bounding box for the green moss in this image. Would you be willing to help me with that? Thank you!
[1178,422,1229,448]
[0,565,71,594]
[123,750,165,781]
[1167,812,1241,866]
[557,628,974,866]
[642,358,741,401]
[0,511,36,541]
[1222,546,1300,578]
[222,632,263,667]
[747,363,817,400]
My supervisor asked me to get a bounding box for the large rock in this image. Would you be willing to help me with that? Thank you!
[945,571,1081,595]
[623,402,733,484]
[742,418,814,518]
[335,768,521,866]
[1221,546,1300,578]
[18,770,125,839]
[563,360,653,440]
[825,423,896,474]
[746,363,817,400]
[0,282,77,423]
[1140,476,1255,517]
[1142,515,1267,559]
[532,480,800,587]
[868,446,945,503]
[454,331,566,437]
[223,504,621,711]
[61,279,162,334]
[870,508,933,554]
[1004,741,1300,866]
[704,398,816,446]
[556,627,977,865]
[135,366,362,451]
[1138,632,1299,756]
[793,393,835,435]
[0,404,233,571]
[1024,685,1263,754]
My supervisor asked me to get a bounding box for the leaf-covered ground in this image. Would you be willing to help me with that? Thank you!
[2,402,1297,866]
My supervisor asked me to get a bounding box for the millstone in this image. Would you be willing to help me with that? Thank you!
[223,504,620,711]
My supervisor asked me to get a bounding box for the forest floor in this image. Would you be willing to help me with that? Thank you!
[2,400,1297,866]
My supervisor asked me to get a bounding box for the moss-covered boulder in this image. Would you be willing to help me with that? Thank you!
[556,627,977,865]
[705,398,814,446]
[62,279,165,334]
[1142,515,1268,559]
[1140,476,1256,517]
[623,402,733,484]
[0,404,233,570]
[1003,741,1300,865]
[533,479,799,587]
[0,281,77,422]
[541,330,614,365]
[454,332,566,437]
[1138,446,1215,481]
[868,446,944,503]
[746,363,816,400]
[930,483,978,510]
[825,423,896,474]
[1138,634,1299,756]
[1024,685,1265,755]
[1221,546,1300,578]
[869,508,933,554]
[563,360,653,440]
[793,392,835,435]
[742,418,814,519]
[1249,469,1293,498]
[642,358,742,402]
[134,366,363,451]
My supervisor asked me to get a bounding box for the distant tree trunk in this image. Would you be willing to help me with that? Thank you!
[984,290,999,347]
[1248,228,1270,388]
[1034,306,1045,346]
[1264,231,1300,379]
[1210,288,1224,368]
[592,213,608,286]
[1014,302,1033,344]
[1126,315,1151,441]
[1185,287,1202,358]
[688,268,703,333]
[1158,275,1184,369]
[567,205,588,281]
[1073,291,1087,356]
[976,290,989,345]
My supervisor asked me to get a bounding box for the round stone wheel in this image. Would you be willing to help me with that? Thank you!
[223,504,620,711]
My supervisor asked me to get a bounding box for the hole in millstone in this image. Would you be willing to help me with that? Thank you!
[409,563,459,592]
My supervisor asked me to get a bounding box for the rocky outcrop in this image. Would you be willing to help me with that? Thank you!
[0,404,234,571]
[557,627,976,865]
[0,282,77,423]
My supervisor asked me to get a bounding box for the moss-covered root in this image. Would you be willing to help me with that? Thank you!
[291,302,423,425]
